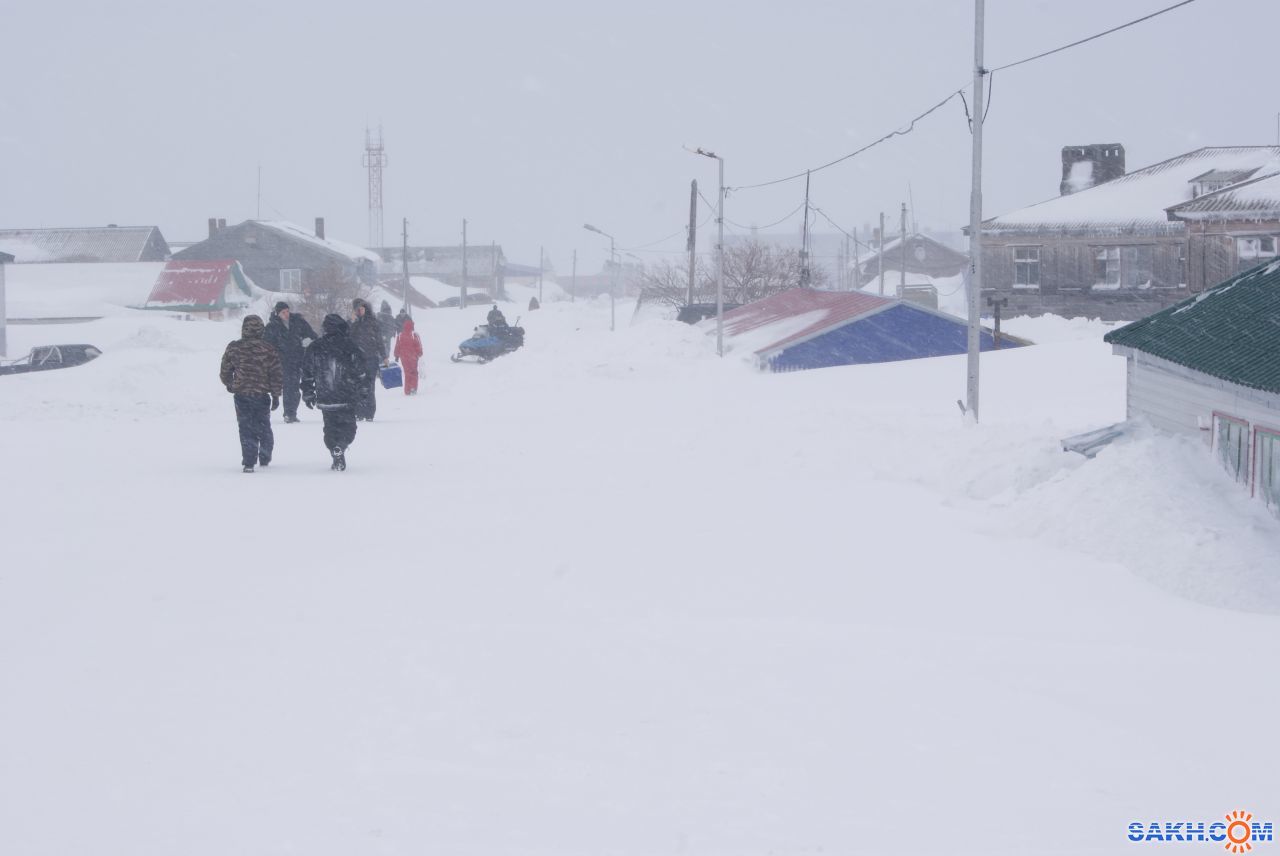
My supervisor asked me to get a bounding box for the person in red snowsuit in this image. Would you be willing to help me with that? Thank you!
[393,317,423,395]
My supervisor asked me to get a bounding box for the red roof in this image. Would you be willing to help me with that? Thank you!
[146,260,241,306]
[721,289,893,355]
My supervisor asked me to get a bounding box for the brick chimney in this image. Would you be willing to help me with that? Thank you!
[315,217,325,240]
[208,218,218,238]
[217,218,226,231]
[1061,144,1125,195]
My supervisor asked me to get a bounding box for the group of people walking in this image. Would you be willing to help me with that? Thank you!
[219,298,423,473]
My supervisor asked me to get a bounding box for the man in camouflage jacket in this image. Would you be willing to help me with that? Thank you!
[220,314,284,472]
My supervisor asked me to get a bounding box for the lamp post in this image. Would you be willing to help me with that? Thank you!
[689,146,725,356]
[583,223,616,331]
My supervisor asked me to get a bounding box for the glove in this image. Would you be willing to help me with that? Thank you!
[304,397,316,410]
[271,394,280,411]
[301,338,313,348]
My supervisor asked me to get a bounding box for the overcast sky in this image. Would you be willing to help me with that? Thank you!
[0,0,1271,272]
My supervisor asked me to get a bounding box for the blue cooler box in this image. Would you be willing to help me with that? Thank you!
[379,364,403,389]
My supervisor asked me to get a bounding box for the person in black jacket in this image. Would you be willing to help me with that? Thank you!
[349,298,387,421]
[377,300,397,354]
[300,314,369,471]
[263,301,318,423]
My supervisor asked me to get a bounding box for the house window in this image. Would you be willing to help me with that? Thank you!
[1213,413,1250,485]
[279,269,302,293]
[1093,247,1120,288]
[1236,236,1278,260]
[1257,428,1280,512]
[1120,245,1155,289]
[1013,247,1040,289]
[1177,242,1187,288]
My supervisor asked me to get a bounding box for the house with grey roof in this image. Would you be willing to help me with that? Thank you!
[1103,260,1280,512]
[978,144,1280,320]
[1166,171,1280,292]
[173,218,378,296]
[0,226,170,263]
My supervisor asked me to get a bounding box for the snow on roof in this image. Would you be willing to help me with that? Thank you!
[0,226,167,263]
[719,289,894,357]
[984,146,1280,235]
[1167,171,1280,221]
[143,260,249,308]
[860,270,938,290]
[254,221,381,263]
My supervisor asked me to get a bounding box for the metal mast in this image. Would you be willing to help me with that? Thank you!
[363,126,388,249]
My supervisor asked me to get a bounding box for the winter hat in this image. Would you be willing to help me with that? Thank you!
[241,315,265,338]
[322,313,348,336]
[273,301,290,314]
[402,318,414,333]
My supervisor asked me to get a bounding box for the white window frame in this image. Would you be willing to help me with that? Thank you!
[1093,247,1120,287]
[1213,412,1250,485]
[1256,426,1280,512]
[279,269,303,293]
[1236,235,1278,261]
[1013,246,1040,289]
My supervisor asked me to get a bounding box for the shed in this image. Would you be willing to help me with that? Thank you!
[141,260,255,316]
[1103,260,1280,511]
[719,288,1026,373]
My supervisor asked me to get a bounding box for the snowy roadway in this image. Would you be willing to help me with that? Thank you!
[2,295,1279,855]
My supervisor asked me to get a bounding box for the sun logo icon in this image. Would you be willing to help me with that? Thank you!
[1226,810,1255,853]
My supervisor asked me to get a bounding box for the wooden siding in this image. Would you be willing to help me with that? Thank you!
[1121,348,1280,444]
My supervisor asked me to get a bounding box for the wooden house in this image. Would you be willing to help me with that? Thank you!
[1103,261,1280,512]
[1166,171,1280,292]
[979,145,1280,321]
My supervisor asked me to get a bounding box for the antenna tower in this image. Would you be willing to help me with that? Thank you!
[363,126,388,248]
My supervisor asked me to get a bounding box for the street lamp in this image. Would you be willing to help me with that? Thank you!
[583,223,617,332]
[688,146,725,356]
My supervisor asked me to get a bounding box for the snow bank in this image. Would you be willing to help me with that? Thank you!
[1,299,1278,855]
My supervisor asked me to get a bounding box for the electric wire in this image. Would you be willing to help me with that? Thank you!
[727,0,1202,193]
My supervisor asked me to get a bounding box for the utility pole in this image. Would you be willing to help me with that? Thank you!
[877,211,886,296]
[966,0,986,421]
[571,249,577,302]
[687,179,698,306]
[900,202,908,299]
[460,218,468,310]
[853,234,861,292]
[716,154,725,355]
[492,241,499,298]
[800,170,812,288]
[401,217,410,316]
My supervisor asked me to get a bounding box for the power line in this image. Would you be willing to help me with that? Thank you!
[989,0,1201,73]
[725,200,808,231]
[621,211,715,252]
[727,0,1202,194]
[730,90,967,192]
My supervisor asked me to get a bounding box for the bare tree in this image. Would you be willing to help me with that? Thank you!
[296,261,371,323]
[636,258,711,308]
[704,241,829,304]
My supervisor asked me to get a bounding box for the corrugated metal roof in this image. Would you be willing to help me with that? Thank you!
[0,226,168,262]
[1167,171,1280,221]
[1189,168,1259,184]
[721,289,894,355]
[983,147,1280,235]
[1104,260,1280,394]
[144,259,248,307]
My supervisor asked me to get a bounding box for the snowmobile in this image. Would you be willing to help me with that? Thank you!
[450,319,525,363]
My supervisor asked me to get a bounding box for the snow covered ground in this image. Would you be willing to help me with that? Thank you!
[2,298,1278,855]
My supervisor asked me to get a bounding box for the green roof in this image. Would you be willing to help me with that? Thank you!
[1104,260,1280,394]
